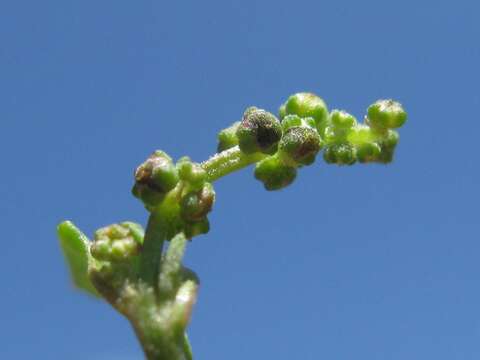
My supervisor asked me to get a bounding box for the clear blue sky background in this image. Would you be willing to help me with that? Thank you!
[1,0,479,359]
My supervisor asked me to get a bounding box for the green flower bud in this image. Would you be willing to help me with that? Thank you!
[283,92,329,130]
[94,223,129,240]
[121,221,144,245]
[323,111,357,143]
[281,114,302,130]
[356,142,381,163]
[217,121,240,152]
[90,239,110,260]
[376,130,400,163]
[254,155,297,191]
[90,223,141,262]
[176,157,207,190]
[323,146,336,164]
[281,114,317,132]
[236,107,282,154]
[381,129,400,148]
[279,126,322,166]
[321,126,336,143]
[346,124,376,145]
[323,143,356,165]
[133,151,179,207]
[330,110,357,129]
[180,183,215,222]
[367,99,407,129]
[110,240,138,261]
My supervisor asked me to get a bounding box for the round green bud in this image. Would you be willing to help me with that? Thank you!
[321,125,336,143]
[323,145,336,164]
[176,157,207,190]
[367,99,407,129]
[176,156,193,176]
[254,155,297,191]
[107,223,130,239]
[110,238,138,261]
[380,129,400,148]
[217,121,240,152]
[323,143,356,165]
[180,183,215,222]
[356,142,381,163]
[94,224,128,241]
[150,161,178,191]
[133,151,179,206]
[279,127,322,166]
[281,114,317,132]
[283,92,329,130]
[346,124,376,145]
[376,130,400,164]
[90,239,110,260]
[281,114,302,130]
[134,151,179,192]
[236,107,283,154]
[330,110,357,129]
[120,222,144,245]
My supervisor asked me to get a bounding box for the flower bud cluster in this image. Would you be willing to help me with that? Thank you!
[254,93,328,191]
[322,99,406,165]
[177,157,215,238]
[132,151,179,207]
[215,93,406,190]
[90,222,143,262]
[279,92,330,132]
[132,151,215,238]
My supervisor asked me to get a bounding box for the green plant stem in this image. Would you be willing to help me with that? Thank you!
[131,233,195,360]
[139,212,166,286]
[201,145,266,182]
[130,292,192,360]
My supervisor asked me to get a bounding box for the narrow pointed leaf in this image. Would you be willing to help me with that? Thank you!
[57,221,100,297]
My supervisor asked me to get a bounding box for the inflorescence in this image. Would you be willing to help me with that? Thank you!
[132,92,406,235]
[58,91,406,360]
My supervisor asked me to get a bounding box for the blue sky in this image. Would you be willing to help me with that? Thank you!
[1,0,479,359]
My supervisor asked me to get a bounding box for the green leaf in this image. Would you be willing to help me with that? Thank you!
[57,221,100,298]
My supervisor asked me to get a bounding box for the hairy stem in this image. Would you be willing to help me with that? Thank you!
[158,232,188,297]
[201,145,266,182]
[131,233,196,360]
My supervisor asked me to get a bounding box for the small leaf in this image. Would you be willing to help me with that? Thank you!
[57,221,100,298]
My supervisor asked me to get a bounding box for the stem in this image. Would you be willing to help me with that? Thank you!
[201,145,266,182]
[130,233,197,360]
[131,301,191,360]
[139,212,166,285]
